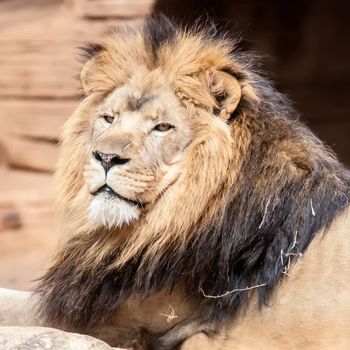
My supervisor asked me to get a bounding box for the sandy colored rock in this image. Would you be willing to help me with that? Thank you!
[0,100,76,142]
[3,135,58,173]
[0,169,57,290]
[0,326,122,350]
[0,288,39,327]
[0,205,22,231]
[77,0,154,18]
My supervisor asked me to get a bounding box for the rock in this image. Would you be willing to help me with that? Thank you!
[77,0,154,18]
[0,100,75,142]
[0,326,121,350]
[2,135,58,173]
[0,171,56,290]
[0,205,22,231]
[0,288,40,327]
[0,99,76,172]
[0,289,124,350]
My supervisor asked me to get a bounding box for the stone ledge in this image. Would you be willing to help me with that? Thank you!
[0,326,122,350]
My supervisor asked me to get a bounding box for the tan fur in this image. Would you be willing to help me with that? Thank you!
[181,207,350,350]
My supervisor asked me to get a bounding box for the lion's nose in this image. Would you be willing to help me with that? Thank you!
[93,151,130,172]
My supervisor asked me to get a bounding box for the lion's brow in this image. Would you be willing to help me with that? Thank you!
[128,94,155,111]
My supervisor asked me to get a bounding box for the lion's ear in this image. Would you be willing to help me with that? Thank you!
[207,70,241,119]
[80,58,96,95]
[80,43,105,95]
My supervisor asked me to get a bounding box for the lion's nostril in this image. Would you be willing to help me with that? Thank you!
[93,151,130,171]
[93,151,103,162]
[110,156,130,166]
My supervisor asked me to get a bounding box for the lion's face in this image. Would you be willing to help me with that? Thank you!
[57,27,243,235]
[84,80,192,227]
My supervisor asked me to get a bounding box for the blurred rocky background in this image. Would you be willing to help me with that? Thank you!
[0,0,152,290]
[0,0,349,290]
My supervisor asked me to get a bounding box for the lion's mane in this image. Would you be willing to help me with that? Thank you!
[36,16,350,332]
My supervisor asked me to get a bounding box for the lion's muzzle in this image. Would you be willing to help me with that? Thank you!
[93,151,131,172]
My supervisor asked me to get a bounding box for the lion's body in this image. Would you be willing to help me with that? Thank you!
[34,16,350,349]
[219,206,350,350]
[86,206,350,350]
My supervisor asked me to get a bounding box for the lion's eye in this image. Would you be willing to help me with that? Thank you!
[153,123,174,132]
[101,114,115,124]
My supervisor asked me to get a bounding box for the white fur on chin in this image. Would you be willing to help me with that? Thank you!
[88,193,140,228]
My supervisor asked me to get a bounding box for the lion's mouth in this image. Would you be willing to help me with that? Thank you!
[94,185,144,208]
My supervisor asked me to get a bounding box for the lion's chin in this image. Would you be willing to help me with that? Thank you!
[88,192,140,228]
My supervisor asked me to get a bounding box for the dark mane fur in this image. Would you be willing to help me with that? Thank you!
[36,17,350,334]
[143,14,179,59]
[79,42,105,62]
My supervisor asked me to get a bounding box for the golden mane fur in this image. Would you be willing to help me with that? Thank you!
[36,16,350,349]
[55,19,250,268]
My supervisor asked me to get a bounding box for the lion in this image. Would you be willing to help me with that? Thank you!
[33,16,350,350]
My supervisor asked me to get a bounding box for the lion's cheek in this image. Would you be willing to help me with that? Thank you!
[83,159,106,194]
[106,168,157,202]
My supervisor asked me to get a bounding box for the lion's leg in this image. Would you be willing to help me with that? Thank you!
[147,317,216,350]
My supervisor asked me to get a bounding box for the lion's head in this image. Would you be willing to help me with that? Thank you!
[56,17,244,246]
[39,16,350,334]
